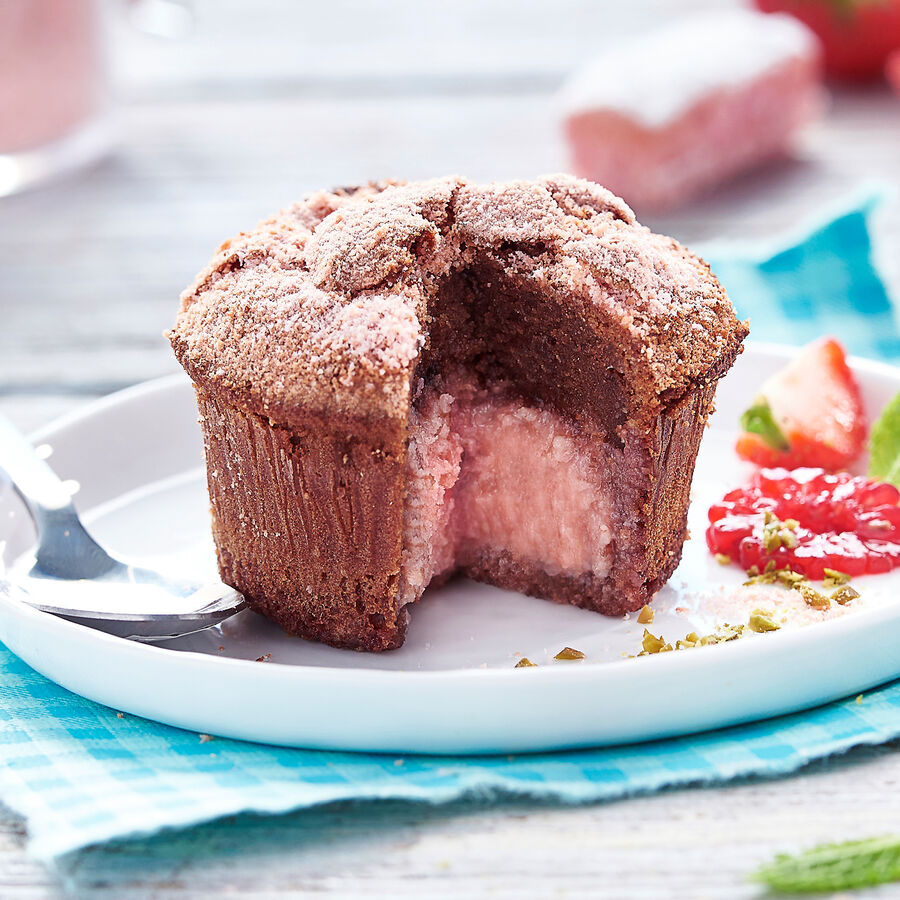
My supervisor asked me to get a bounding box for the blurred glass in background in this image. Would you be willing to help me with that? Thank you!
[0,0,192,197]
[0,0,109,196]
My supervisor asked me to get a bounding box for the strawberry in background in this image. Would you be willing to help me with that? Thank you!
[888,49,900,93]
[755,0,900,81]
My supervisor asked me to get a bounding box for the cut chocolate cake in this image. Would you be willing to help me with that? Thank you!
[169,175,747,651]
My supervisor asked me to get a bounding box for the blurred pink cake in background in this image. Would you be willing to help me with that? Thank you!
[559,10,825,212]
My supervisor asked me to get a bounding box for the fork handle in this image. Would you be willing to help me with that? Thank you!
[0,414,73,512]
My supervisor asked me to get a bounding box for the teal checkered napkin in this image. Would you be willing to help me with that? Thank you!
[2,644,899,862]
[2,192,900,861]
[703,188,900,360]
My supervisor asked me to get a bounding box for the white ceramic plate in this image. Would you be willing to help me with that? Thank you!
[1,343,899,754]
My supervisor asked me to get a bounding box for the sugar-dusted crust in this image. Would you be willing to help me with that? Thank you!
[170,175,745,430]
[171,175,748,651]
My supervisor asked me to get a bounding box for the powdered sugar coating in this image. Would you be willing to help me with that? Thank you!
[170,174,745,427]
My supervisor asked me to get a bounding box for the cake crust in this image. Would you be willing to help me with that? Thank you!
[170,175,748,651]
[196,388,410,651]
[170,175,745,430]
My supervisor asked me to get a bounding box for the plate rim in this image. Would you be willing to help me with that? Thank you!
[2,571,900,687]
[6,340,900,685]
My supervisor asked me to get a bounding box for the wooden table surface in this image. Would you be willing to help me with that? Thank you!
[2,1,900,896]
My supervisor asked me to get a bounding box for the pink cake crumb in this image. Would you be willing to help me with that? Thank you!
[559,10,824,212]
[400,388,462,601]
[399,381,614,605]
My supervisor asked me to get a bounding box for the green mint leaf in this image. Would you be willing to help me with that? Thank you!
[740,398,789,451]
[753,835,900,893]
[868,391,900,487]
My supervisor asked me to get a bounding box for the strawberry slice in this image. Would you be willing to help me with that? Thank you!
[736,338,867,470]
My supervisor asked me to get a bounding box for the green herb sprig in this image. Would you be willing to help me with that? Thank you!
[753,835,900,893]
[868,391,900,486]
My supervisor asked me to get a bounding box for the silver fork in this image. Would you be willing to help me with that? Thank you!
[0,413,247,641]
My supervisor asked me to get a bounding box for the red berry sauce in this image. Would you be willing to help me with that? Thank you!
[706,468,900,580]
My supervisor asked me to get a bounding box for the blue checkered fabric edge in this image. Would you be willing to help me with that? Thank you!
[702,185,900,360]
[1,645,899,861]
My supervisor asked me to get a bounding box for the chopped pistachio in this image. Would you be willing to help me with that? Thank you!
[694,626,741,646]
[744,570,777,586]
[823,568,850,584]
[714,623,747,642]
[715,553,731,566]
[831,585,861,605]
[554,646,586,661]
[743,559,787,586]
[760,511,803,554]
[637,604,655,624]
[762,513,784,552]
[748,609,781,633]
[641,629,671,654]
[633,615,783,657]
[795,581,830,609]
[822,567,852,588]
[515,657,537,668]
[779,529,799,549]
[775,567,806,586]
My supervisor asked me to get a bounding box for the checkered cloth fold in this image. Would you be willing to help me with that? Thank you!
[703,188,900,359]
[2,192,899,861]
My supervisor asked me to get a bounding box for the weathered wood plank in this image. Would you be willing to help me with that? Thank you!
[111,0,742,97]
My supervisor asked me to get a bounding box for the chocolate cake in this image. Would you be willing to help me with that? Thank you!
[169,175,747,652]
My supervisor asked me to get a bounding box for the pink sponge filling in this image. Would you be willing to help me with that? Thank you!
[400,382,614,604]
